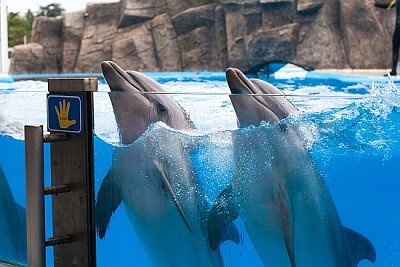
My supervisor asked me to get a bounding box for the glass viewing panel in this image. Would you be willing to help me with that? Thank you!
[93,74,399,267]
[0,73,399,267]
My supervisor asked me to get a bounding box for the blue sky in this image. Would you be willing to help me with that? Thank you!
[7,0,118,14]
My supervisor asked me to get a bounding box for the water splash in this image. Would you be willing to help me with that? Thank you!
[289,78,400,160]
[370,76,400,112]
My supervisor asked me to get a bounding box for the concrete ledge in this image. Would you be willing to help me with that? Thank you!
[315,69,391,77]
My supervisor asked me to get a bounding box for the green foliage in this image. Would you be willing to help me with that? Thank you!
[7,12,31,47]
[7,3,65,47]
[37,3,65,17]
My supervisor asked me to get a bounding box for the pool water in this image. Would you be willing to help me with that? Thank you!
[0,70,399,266]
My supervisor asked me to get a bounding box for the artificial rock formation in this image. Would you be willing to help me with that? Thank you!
[9,0,395,74]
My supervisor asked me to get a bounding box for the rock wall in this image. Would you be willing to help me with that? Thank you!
[9,0,395,74]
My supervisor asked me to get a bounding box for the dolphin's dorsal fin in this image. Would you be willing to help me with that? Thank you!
[153,160,193,234]
[95,168,123,239]
[207,184,240,251]
[343,226,376,264]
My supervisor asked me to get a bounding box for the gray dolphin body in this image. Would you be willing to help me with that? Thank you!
[96,61,227,266]
[208,68,376,267]
[0,165,26,264]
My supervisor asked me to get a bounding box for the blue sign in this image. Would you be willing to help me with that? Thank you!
[47,94,84,134]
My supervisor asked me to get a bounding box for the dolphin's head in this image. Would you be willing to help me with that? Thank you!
[101,61,194,144]
[226,67,297,128]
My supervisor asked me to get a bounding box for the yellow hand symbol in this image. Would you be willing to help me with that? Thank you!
[55,100,76,129]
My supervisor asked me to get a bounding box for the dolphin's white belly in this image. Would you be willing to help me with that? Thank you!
[123,199,219,267]
[115,154,221,267]
[241,178,293,267]
[238,162,355,267]
[290,184,354,266]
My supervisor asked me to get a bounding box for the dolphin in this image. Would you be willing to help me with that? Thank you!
[100,61,194,145]
[207,68,376,267]
[0,165,26,264]
[96,61,234,266]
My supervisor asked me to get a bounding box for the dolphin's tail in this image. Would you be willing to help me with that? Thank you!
[95,168,122,239]
[343,226,377,264]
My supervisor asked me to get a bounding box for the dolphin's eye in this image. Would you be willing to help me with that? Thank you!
[156,103,168,116]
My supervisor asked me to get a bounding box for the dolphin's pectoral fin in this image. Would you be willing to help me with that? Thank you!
[343,226,376,264]
[95,168,122,239]
[278,184,296,267]
[208,184,240,251]
[153,160,193,234]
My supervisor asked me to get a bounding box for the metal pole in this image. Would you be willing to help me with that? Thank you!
[25,125,46,267]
